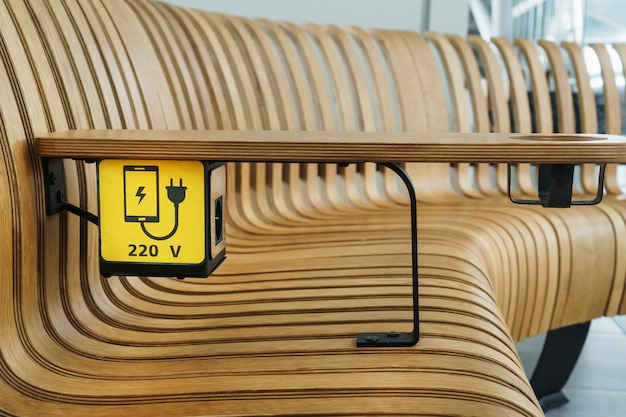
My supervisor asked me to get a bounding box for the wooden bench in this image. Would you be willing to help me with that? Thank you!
[2,0,626,416]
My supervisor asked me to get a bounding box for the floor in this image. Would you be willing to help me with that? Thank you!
[517,316,626,417]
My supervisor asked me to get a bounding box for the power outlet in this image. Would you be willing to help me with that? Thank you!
[209,163,226,261]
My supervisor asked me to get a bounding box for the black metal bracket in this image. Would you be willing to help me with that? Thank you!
[356,162,420,347]
[43,158,99,225]
[44,158,418,345]
[508,163,605,208]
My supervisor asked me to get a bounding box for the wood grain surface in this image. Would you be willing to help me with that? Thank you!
[3,0,626,416]
[37,129,626,163]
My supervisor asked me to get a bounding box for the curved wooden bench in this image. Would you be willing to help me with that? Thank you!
[2,0,626,416]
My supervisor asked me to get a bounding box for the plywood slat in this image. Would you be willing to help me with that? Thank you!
[37,129,626,163]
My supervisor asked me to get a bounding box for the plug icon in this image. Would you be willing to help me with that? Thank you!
[166,178,186,205]
[141,178,186,241]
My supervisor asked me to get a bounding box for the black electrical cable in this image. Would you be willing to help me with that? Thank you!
[140,203,180,240]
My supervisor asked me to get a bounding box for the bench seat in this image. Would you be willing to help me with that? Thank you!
[2,0,626,416]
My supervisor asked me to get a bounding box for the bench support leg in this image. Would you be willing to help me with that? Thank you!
[530,321,591,411]
[356,163,419,347]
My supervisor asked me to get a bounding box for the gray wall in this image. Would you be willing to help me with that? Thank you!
[162,0,469,35]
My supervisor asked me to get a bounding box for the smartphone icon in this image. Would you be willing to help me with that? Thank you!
[123,165,159,223]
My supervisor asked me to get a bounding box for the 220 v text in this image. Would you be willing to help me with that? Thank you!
[127,244,183,258]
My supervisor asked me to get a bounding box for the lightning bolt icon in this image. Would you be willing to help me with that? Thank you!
[135,186,146,204]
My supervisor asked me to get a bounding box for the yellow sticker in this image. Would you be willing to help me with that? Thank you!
[98,160,206,264]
